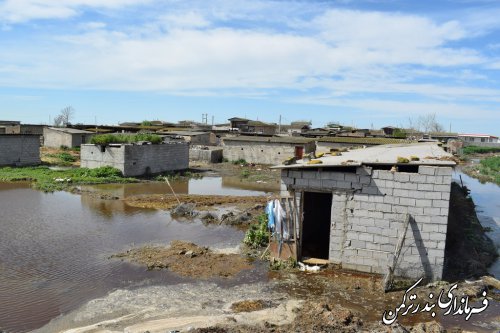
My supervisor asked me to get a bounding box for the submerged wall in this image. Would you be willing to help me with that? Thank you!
[282,165,453,280]
[0,135,40,166]
[81,142,189,176]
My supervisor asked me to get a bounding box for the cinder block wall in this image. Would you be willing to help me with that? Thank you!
[282,165,453,280]
[189,148,223,163]
[0,135,40,166]
[223,141,315,165]
[81,142,189,176]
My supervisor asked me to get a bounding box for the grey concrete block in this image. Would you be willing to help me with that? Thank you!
[436,167,452,176]
[309,179,322,188]
[384,196,399,205]
[424,207,441,215]
[321,180,337,188]
[416,199,432,207]
[418,183,434,191]
[419,166,436,175]
[378,171,395,180]
[375,203,392,212]
[295,178,308,186]
[432,200,449,208]
[424,192,442,200]
[394,173,410,182]
[400,182,418,190]
[303,171,319,179]
[408,206,424,215]
[399,197,416,206]
[361,186,379,195]
[434,184,451,193]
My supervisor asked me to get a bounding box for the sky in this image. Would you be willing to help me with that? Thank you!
[0,0,499,134]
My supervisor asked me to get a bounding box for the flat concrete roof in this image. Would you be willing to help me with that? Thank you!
[224,136,314,144]
[317,136,414,145]
[272,142,456,169]
[47,127,94,134]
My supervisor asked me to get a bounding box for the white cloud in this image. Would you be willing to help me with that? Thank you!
[0,0,151,23]
[0,2,499,122]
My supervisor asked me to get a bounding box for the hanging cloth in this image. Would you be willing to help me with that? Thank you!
[266,200,275,232]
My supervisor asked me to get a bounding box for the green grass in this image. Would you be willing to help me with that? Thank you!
[90,133,162,145]
[462,146,500,155]
[244,213,269,248]
[0,166,137,192]
[464,156,500,185]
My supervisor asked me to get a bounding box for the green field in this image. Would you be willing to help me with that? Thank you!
[462,145,500,155]
[464,156,500,185]
[0,166,137,192]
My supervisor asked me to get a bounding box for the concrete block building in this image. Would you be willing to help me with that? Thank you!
[43,127,94,148]
[81,142,188,176]
[223,136,316,165]
[0,134,41,166]
[275,143,455,281]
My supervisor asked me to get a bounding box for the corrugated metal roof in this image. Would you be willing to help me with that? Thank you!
[272,142,456,169]
[224,136,314,144]
[318,137,414,145]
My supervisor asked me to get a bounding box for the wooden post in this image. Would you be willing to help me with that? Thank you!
[383,213,411,292]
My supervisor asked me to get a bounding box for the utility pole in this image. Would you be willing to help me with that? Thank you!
[278,115,281,133]
[449,123,451,133]
[211,115,214,126]
[202,113,208,124]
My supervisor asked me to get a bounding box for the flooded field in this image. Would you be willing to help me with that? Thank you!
[0,172,499,332]
[0,178,271,332]
[454,170,500,278]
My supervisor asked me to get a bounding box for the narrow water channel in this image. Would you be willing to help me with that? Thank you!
[453,170,500,278]
[0,178,270,333]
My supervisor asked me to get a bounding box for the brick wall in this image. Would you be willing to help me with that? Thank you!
[0,135,40,166]
[282,165,453,280]
[81,142,189,176]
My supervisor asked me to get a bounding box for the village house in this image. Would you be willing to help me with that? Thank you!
[316,137,414,151]
[0,121,21,134]
[43,127,94,148]
[160,131,217,146]
[223,136,316,165]
[275,142,454,281]
[80,142,189,177]
[458,133,499,144]
[0,134,41,166]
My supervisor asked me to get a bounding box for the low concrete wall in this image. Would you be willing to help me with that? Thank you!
[0,135,40,166]
[189,148,223,163]
[81,142,189,176]
[283,165,453,281]
[223,141,316,165]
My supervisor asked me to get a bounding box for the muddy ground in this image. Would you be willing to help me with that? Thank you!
[112,240,253,279]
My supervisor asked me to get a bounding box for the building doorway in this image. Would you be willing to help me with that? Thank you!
[301,191,332,260]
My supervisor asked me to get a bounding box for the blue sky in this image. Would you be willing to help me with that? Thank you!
[0,0,499,134]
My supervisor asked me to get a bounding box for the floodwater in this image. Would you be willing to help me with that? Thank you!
[454,169,500,278]
[0,178,271,333]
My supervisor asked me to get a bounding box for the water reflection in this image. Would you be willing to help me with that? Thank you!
[453,169,500,278]
[0,182,253,332]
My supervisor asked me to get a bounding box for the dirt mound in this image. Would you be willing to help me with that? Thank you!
[124,194,268,210]
[230,300,272,313]
[112,241,252,279]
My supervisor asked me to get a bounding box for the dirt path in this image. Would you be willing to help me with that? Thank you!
[124,194,269,210]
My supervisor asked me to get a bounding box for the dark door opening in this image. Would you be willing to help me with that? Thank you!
[301,191,332,260]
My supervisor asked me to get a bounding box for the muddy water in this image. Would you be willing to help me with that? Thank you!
[454,170,500,278]
[0,180,270,333]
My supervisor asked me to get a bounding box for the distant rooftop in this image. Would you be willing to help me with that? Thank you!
[318,136,414,145]
[458,134,498,138]
[224,136,314,144]
[48,127,94,134]
[273,142,455,169]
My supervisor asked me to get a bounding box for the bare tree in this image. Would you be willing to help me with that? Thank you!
[53,106,74,127]
[408,113,444,133]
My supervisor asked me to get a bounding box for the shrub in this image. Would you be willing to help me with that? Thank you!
[462,146,500,155]
[91,133,162,145]
[244,213,269,248]
[58,152,76,163]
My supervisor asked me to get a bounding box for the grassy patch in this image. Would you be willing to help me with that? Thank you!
[90,133,162,145]
[463,156,500,185]
[0,166,137,192]
[153,170,204,181]
[243,213,269,248]
[462,146,500,155]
